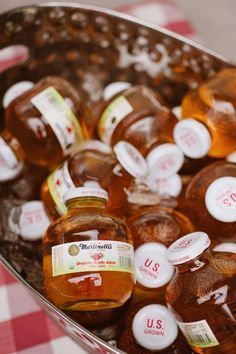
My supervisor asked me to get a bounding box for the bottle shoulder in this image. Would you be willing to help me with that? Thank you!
[44,208,130,243]
[167,258,235,305]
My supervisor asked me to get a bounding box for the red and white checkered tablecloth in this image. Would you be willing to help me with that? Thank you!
[0,1,198,353]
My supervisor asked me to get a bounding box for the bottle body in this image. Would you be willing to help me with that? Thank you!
[166,250,236,353]
[43,197,135,311]
[41,149,117,219]
[182,68,236,158]
[127,206,194,249]
[5,76,93,166]
[98,85,177,153]
[116,300,192,354]
[185,161,236,243]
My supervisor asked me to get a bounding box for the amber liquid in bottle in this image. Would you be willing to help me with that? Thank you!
[116,299,192,354]
[5,76,93,166]
[182,68,236,158]
[43,193,135,311]
[41,149,117,220]
[127,206,194,249]
[167,249,236,354]
[185,161,236,243]
[98,85,177,153]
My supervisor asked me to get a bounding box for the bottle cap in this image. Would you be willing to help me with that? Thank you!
[64,186,108,203]
[134,242,174,288]
[205,177,236,222]
[77,139,112,155]
[213,243,236,254]
[132,304,178,351]
[9,201,51,241]
[103,82,131,101]
[173,119,212,159]
[3,81,34,108]
[172,106,182,120]
[146,143,184,179]
[0,136,23,182]
[113,141,148,178]
[167,232,211,265]
[147,174,182,197]
[227,151,236,164]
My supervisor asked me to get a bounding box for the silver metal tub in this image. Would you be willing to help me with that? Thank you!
[0,3,234,353]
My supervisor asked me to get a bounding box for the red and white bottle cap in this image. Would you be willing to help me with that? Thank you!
[173,119,212,159]
[132,304,178,351]
[64,186,108,203]
[146,143,184,179]
[172,106,182,120]
[3,81,34,108]
[77,139,112,155]
[103,82,131,101]
[205,177,236,222]
[9,201,51,241]
[213,243,236,254]
[113,141,148,178]
[134,242,174,288]
[147,174,182,197]
[227,151,236,164]
[0,136,23,182]
[167,232,211,265]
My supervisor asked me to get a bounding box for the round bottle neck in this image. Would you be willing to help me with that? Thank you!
[64,187,108,209]
[146,143,184,179]
[103,81,131,101]
[167,232,211,266]
[132,304,178,351]
[174,118,212,159]
[3,81,34,108]
[9,201,50,241]
[205,176,236,222]
[113,141,148,178]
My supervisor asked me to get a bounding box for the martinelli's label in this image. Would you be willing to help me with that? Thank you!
[98,95,133,145]
[47,162,75,215]
[52,240,134,277]
[31,87,84,155]
[177,320,219,348]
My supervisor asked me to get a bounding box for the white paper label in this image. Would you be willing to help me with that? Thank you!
[98,95,133,145]
[31,87,83,155]
[47,162,76,215]
[52,240,134,277]
[177,319,219,348]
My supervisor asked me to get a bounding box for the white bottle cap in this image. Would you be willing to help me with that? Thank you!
[113,141,148,178]
[173,119,212,159]
[146,143,184,179]
[0,136,23,182]
[227,151,236,164]
[167,232,211,265]
[64,186,108,203]
[172,106,182,120]
[213,243,236,254]
[103,82,131,101]
[3,81,34,108]
[205,177,236,222]
[77,139,112,155]
[147,174,182,197]
[132,304,178,351]
[10,201,50,241]
[134,242,174,288]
